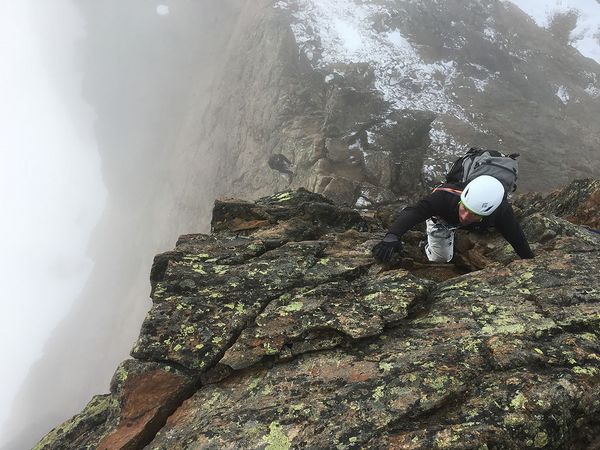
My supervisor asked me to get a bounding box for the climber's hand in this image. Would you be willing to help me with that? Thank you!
[371,233,402,263]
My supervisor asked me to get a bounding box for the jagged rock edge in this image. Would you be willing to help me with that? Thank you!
[140,229,571,446]
[138,245,378,446]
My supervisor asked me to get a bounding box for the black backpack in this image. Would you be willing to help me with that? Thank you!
[445,147,519,194]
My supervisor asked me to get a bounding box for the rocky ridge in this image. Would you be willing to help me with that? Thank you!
[36,179,600,449]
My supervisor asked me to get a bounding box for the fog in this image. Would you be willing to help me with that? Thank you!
[1,1,244,448]
[0,0,105,444]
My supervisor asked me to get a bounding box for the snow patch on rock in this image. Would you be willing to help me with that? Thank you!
[423,119,470,182]
[556,85,570,104]
[366,130,376,145]
[470,77,489,92]
[483,27,499,42]
[279,0,472,122]
[584,84,600,97]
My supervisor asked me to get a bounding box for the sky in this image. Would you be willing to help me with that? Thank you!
[0,0,597,447]
[0,0,106,438]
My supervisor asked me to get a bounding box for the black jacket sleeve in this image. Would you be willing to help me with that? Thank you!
[494,203,534,259]
[388,192,449,237]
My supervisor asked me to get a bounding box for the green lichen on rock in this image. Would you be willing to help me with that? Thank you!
[534,431,549,448]
[511,392,528,409]
[33,395,119,450]
[272,192,293,203]
[282,301,304,312]
[263,422,292,450]
[373,385,385,400]
[220,270,432,370]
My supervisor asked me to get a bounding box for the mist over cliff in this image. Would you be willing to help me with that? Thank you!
[3,1,249,447]
[0,0,104,446]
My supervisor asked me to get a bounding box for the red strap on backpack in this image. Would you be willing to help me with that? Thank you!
[432,187,463,196]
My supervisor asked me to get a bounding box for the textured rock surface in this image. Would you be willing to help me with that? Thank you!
[515,178,600,229]
[34,361,194,450]
[277,0,600,194]
[37,181,600,449]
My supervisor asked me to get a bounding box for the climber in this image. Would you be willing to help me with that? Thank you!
[372,175,534,263]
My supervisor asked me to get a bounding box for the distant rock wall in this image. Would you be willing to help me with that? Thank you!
[182,0,600,207]
[276,0,600,194]
[199,2,434,208]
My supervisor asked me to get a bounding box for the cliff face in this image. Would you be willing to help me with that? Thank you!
[186,0,600,206]
[36,179,600,449]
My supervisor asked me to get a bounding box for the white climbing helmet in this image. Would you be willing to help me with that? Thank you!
[460,175,505,216]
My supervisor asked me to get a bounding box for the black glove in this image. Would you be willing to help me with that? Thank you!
[372,233,402,263]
